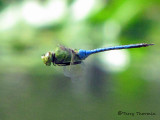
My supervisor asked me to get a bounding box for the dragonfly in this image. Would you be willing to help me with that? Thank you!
[41,43,154,79]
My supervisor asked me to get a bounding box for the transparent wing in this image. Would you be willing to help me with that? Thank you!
[63,62,85,81]
[63,51,86,81]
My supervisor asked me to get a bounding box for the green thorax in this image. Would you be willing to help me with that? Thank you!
[54,46,81,65]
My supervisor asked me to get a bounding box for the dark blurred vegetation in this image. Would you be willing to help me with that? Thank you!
[0,0,159,120]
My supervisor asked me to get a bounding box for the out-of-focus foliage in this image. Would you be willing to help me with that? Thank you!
[0,0,159,120]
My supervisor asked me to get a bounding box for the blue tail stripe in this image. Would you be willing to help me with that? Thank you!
[78,43,154,59]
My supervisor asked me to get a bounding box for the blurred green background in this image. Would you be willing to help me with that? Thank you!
[0,0,159,120]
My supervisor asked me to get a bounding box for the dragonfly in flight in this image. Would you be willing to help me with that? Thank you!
[41,43,154,79]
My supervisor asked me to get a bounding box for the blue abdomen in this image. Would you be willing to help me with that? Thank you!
[78,43,153,60]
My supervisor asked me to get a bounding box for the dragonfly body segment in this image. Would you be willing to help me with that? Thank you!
[53,46,82,66]
[41,45,82,66]
[41,43,154,66]
[78,43,153,59]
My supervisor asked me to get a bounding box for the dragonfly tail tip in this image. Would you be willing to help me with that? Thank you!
[147,43,155,46]
[142,43,155,47]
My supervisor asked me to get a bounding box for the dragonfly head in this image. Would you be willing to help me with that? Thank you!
[41,52,53,66]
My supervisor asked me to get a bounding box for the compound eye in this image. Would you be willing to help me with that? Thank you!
[46,52,51,57]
